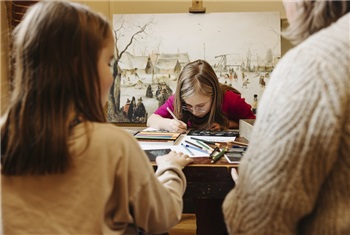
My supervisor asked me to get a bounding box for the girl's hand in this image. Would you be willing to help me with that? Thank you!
[209,122,221,131]
[168,119,187,133]
[156,151,193,169]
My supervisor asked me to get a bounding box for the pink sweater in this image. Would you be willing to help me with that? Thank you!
[154,91,255,127]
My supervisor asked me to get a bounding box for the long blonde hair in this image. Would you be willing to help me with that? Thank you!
[174,60,229,130]
[1,1,112,175]
[283,1,350,45]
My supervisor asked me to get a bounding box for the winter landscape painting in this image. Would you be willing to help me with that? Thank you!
[108,12,281,125]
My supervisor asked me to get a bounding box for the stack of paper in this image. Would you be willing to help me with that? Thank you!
[134,130,182,146]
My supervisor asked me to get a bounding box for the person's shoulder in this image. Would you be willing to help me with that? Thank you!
[224,90,241,100]
[167,94,175,101]
[162,94,175,105]
[88,123,146,154]
[292,14,349,61]
[222,90,249,109]
[329,13,349,41]
[88,122,135,141]
[280,14,349,82]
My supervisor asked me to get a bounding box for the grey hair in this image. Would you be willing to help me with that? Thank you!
[283,1,350,45]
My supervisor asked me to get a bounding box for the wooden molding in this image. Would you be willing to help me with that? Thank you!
[189,0,206,13]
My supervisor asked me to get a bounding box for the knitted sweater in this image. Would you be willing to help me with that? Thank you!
[223,13,350,235]
[2,122,186,234]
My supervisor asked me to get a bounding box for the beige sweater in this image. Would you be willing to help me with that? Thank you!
[2,122,186,234]
[223,13,350,235]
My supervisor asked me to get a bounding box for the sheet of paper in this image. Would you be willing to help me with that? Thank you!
[139,135,207,157]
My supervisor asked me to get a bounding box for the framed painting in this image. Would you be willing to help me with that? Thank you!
[107,12,281,126]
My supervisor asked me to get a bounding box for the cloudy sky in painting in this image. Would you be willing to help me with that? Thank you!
[113,12,281,64]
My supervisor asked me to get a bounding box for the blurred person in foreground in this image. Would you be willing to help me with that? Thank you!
[223,1,350,234]
[1,1,192,234]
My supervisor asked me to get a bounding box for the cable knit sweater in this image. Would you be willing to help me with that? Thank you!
[2,122,186,234]
[223,13,350,235]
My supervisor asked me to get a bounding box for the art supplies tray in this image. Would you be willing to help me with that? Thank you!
[187,130,239,137]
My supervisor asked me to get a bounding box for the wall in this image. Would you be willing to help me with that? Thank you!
[108,0,286,15]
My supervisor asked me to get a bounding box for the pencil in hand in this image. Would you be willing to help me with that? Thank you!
[166,107,180,123]
[166,107,187,133]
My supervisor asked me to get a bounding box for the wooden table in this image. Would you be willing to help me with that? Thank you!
[123,127,245,212]
[151,136,247,212]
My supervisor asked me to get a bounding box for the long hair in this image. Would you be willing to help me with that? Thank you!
[174,60,229,130]
[283,1,350,45]
[1,1,112,175]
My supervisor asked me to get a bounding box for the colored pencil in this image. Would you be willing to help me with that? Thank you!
[190,137,216,145]
[185,144,209,154]
[167,107,180,123]
[184,140,211,154]
[211,148,228,163]
[181,143,194,156]
[195,140,214,151]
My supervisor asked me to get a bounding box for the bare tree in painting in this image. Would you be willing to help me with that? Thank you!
[108,18,154,121]
[151,41,162,83]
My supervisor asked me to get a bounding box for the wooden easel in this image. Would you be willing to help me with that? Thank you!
[189,0,206,13]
